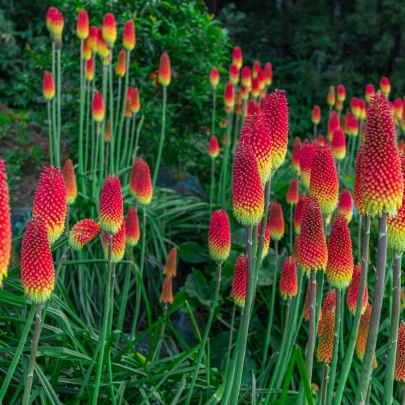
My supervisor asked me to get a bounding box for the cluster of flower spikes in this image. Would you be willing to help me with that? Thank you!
[0,161,11,286]
[279,257,298,299]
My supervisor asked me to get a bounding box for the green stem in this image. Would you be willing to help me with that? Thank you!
[47,101,54,166]
[85,80,91,172]
[209,157,215,213]
[116,264,131,343]
[305,269,317,384]
[320,362,329,405]
[212,90,216,137]
[340,288,346,358]
[115,78,122,138]
[225,303,236,375]
[120,117,131,175]
[21,304,43,405]
[358,215,363,264]
[108,57,115,174]
[355,212,388,404]
[289,204,293,254]
[220,111,233,206]
[127,113,137,170]
[92,125,101,200]
[281,297,291,347]
[402,382,405,405]
[153,86,167,187]
[98,63,107,189]
[153,303,169,362]
[78,40,85,190]
[92,234,113,404]
[185,263,222,404]
[384,254,402,403]
[56,48,61,167]
[313,123,317,141]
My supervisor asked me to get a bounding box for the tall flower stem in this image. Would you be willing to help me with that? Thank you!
[92,234,113,404]
[152,86,167,187]
[335,215,370,404]
[355,213,388,404]
[51,42,57,166]
[98,63,107,190]
[220,111,233,205]
[108,58,115,174]
[114,78,122,137]
[313,123,317,141]
[21,304,43,405]
[289,205,293,253]
[384,253,403,403]
[84,80,91,171]
[47,101,54,166]
[185,263,222,404]
[306,268,317,383]
[121,117,131,175]
[209,158,215,213]
[56,48,61,167]
[152,303,168,362]
[211,90,216,137]
[326,288,341,405]
[225,303,236,374]
[127,113,137,170]
[281,297,291,346]
[78,40,85,191]
[320,363,329,405]
[358,215,363,263]
[116,264,131,346]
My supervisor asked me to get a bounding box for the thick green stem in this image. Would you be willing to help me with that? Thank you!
[320,362,329,405]
[212,90,216,137]
[47,101,54,166]
[355,213,388,404]
[220,111,233,206]
[116,264,131,343]
[281,297,291,347]
[127,113,137,170]
[313,123,317,141]
[108,57,115,174]
[153,303,168,362]
[120,117,131,175]
[78,40,85,190]
[402,382,405,405]
[56,48,61,167]
[384,254,402,403]
[358,215,363,264]
[98,63,107,189]
[92,234,113,404]
[225,303,236,375]
[85,80,91,171]
[305,269,317,383]
[289,204,293,254]
[185,263,222,404]
[21,304,43,405]
[209,157,215,213]
[114,78,122,138]
[152,86,167,187]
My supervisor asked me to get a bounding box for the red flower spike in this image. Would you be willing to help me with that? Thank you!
[160,275,174,304]
[88,26,98,52]
[32,167,67,245]
[304,281,317,321]
[0,161,11,285]
[380,76,391,97]
[394,98,403,120]
[92,92,105,122]
[316,135,325,146]
[294,196,305,234]
[395,322,405,381]
[251,78,260,98]
[280,257,298,299]
[76,9,89,40]
[159,52,171,87]
[257,221,270,260]
[252,60,261,78]
[131,88,141,113]
[208,136,220,158]
[361,92,404,216]
[115,49,126,77]
[96,28,109,58]
[69,219,101,250]
[241,66,252,90]
[224,82,235,109]
[208,209,231,264]
[359,99,367,120]
[337,84,346,102]
[99,175,123,235]
[341,115,348,134]
[326,214,354,289]
[356,305,373,360]
[365,84,375,103]
[264,62,272,86]
[46,7,64,41]
[292,235,300,260]
[103,222,125,263]
[83,39,92,61]
[317,308,335,363]
[338,189,353,223]
[125,206,140,247]
[102,13,117,48]
[104,120,111,142]
[247,99,260,116]
[287,178,299,205]
[300,144,314,190]
[231,254,247,307]
[351,97,360,118]
[86,57,95,81]
[309,144,339,215]
[239,113,272,185]
[327,111,340,142]
[232,46,243,69]
[163,247,177,277]
[335,100,343,111]
[347,264,368,315]
[130,158,153,205]
[21,216,54,303]
[327,85,336,106]
[268,201,285,241]
[257,68,265,90]
[62,159,77,205]
[123,20,136,51]
[353,146,366,216]
[331,127,346,161]
[229,64,239,86]
[298,195,328,274]
[43,72,55,100]
[209,68,220,90]
[312,105,321,125]
[318,289,336,336]
[291,137,301,174]
[232,144,264,226]
[263,90,289,174]
[347,115,359,137]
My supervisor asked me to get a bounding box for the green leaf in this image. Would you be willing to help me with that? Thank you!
[177,241,208,264]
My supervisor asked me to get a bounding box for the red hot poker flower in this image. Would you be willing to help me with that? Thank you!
[123,20,136,51]
[163,247,177,277]
[116,49,126,77]
[356,305,373,360]
[286,178,299,205]
[331,127,346,161]
[327,85,336,106]
[327,111,340,142]
[338,188,353,223]
[208,209,231,264]
[86,57,95,81]
[292,235,300,260]
[394,98,403,120]
[231,254,247,307]
[97,27,109,58]
[160,275,174,304]
[92,92,105,122]
[208,136,220,158]
[224,82,235,109]
[304,281,317,321]
[102,13,117,48]
[43,72,55,100]
[88,26,98,52]
[103,222,126,263]
[300,144,314,190]
[247,99,260,115]
[354,146,365,216]
[99,175,123,235]
[312,105,321,125]
[365,84,375,103]
[337,84,346,102]
[317,308,335,363]
[62,159,77,205]
[76,9,89,40]
[351,97,360,118]
[359,99,367,120]
[46,7,64,45]
[229,64,239,85]
[264,62,272,86]
[0,161,11,285]
[257,221,271,260]
[241,66,252,90]
[251,78,260,98]
[291,137,301,174]
[232,46,243,69]
[129,158,153,206]
[395,321,405,381]
[280,257,298,299]
[294,196,305,234]
[347,264,368,315]
[83,39,91,61]
[268,201,285,241]
[131,88,141,113]
[69,219,101,250]
[209,68,220,90]
[125,207,140,247]
[159,52,171,87]
[347,115,359,137]
[380,76,391,97]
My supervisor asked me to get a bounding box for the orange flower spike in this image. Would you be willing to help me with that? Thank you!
[82,39,92,61]
[239,113,272,185]
[69,219,101,250]
[353,146,365,216]
[257,221,271,260]
[335,100,343,112]
[326,214,354,289]
[103,222,126,263]
[229,64,239,86]
[380,76,391,97]
[292,235,300,260]
[123,20,136,51]
[327,85,336,106]
[208,209,231,264]
[338,188,353,223]
[43,72,55,100]
[359,99,367,120]
[0,161,11,285]
[21,216,55,303]
[365,84,375,103]
[257,67,265,91]
[264,62,272,86]
[115,49,126,77]
[209,67,220,90]
[163,247,177,277]
[32,167,67,245]
[241,66,252,90]
[232,46,243,69]
[337,84,346,102]
[208,136,220,158]
[76,9,89,40]
[88,26,98,52]
[159,52,171,87]
[351,97,360,118]
[99,175,123,235]
[131,88,141,114]
[356,305,373,359]
[232,144,264,226]
[46,7,64,45]
[327,111,340,142]
[86,57,95,81]
[294,196,305,234]
[160,275,174,304]
[287,178,299,205]
[268,201,285,241]
[251,78,260,98]
[331,127,346,161]
[304,281,317,321]
[317,308,335,363]
[231,254,247,307]
[280,257,298,299]
[291,136,301,175]
[309,144,339,215]
[62,159,77,205]
[252,60,261,78]
[92,92,105,122]
[312,105,321,125]
[224,82,235,109]
[125,207,140,247]
[102,13,117,48]
[395,322,405,381]
[104,120,111,142]
[341,115,348,134]
[129,158,153,206]
[96,28,109,59]
[361,92,404,216]
[300,144,314,191]
[298,195,328,274]
[347,264,368,315]
[394,98,403,120]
